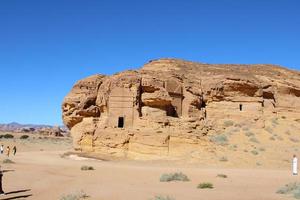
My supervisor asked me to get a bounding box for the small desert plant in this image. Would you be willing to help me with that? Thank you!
[251,150,259,155]
[3,134,14,139]
[160,172,190,182]
[151,195,175,200]
[224,120,234,127]
[60,190,88,200]
[219,156,228,162]
[281,116,286,119]
[197,182,214,189]
[80,165,94,171]
[20,135,29,139]
[217,174,227,178]
[276,182,300,195]
[210,134,228,146]
[2,159,15,164]
[249,137,260,143]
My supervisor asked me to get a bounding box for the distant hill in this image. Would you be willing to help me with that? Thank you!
[0,122,69,137]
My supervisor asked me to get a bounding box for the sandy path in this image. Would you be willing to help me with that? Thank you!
[0,150,295,200]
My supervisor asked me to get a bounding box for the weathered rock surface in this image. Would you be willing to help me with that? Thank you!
[62,58,300,160]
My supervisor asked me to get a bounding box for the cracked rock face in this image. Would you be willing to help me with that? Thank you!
[62,58,300,159]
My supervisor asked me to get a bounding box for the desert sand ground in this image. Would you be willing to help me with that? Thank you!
[0,133,298,200]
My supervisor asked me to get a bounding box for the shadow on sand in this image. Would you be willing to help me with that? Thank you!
[0,189,32,200]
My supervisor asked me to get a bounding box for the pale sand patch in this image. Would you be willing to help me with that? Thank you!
[0,149,295,200]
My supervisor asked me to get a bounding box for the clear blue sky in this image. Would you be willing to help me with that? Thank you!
[0,0,299,125]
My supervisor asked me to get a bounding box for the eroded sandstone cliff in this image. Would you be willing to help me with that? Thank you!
[62,58,300,160]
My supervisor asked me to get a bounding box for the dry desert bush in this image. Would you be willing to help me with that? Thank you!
[160,172,190,182]
[81,165,94,171]
[151,195,175,200]
[197,182,214,189]
[60,190,89,200]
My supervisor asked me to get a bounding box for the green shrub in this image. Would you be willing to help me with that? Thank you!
[197,182,214,189]
[210,134,228,146]
[276,182,300,195]
[3,159,15,164]
[60,190,88,200]
[160,172,190,182]
[151,195,175,200]
[294,190,300,199]
[20,135,29,139]
[217,174,227,178]
[224,120,234,127]
[3,134,14,139]
[80,166,94,171]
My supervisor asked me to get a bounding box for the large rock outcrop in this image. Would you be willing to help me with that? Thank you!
[62,58,300,160]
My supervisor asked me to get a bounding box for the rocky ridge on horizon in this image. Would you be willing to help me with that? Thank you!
[0,122,69,137]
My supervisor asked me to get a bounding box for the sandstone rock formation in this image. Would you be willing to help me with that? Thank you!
[62,58,300,160]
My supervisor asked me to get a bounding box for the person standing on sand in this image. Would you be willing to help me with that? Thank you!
[0,145,3,154]
[6,146,10,157]
[293,155,298,175]
[0,166,4,195]
[12,146,16,156]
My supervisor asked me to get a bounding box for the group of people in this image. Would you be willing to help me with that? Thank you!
[0,145,17,195]
[0,145,17,157]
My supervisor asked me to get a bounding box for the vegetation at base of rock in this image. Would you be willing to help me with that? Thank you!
[160,172,190,182]
[151,195,175,200]
[81,165,94,171]
[197,182,214,189]
[276,182,300,199]
[224,120,234,127]
[60,190,89,200]
[2,159,15,164]
[217,174,227,178]
[210,134,228,146]
[219,156,228,162]
[20,135,30,139]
